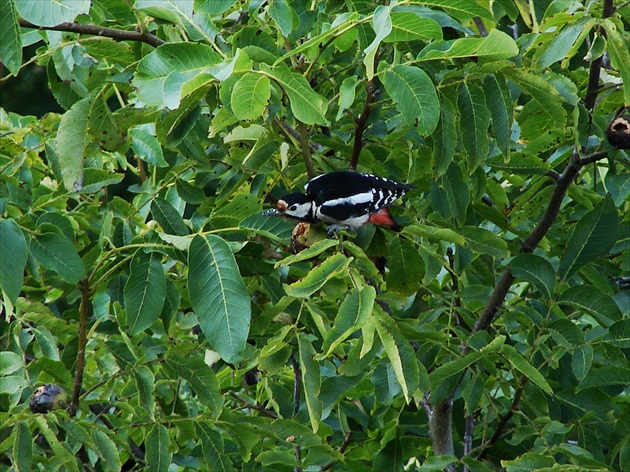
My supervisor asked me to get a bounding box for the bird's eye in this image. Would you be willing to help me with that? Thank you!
[289,205,298,211]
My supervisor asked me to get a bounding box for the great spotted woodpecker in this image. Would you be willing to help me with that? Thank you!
[264,171,414,232]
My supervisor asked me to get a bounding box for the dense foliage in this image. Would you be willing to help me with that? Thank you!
[1,0,629,470]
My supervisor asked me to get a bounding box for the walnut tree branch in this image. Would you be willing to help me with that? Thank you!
[477,376,529,459]
[349,82,378,170]
[582,0,615,111]
[472,149,608,335]
[69,276,91,416]
[18,18,164,48]
[290,355,303,472]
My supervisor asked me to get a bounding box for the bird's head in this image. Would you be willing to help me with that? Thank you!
[263,193,315,222]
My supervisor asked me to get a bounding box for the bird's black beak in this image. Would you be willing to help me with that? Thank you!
[263,209,281,216]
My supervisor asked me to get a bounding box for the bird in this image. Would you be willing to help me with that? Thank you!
[263,171,414,233]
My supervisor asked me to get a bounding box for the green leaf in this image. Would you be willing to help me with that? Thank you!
[577,366,630,392]
[458,81,491,171]
[284,253,352,298]
[432,92,457,175]
[196,422,236,472]
[275,239,338,267]
[210,194,261,229]
[0,0,21,76]
[156,89,205,147]
[88,87,127,152]
[188,234,251,363]
[124,251,166,334]
[502,453,555,471]
[151,198,189,236]
[559,197,619,279]
[269,0,294,36]
[503,68,566,127]
[130,128,168,167]
[559,286,622,327]
[571,344,593,381]
[375,309,421,401]
[430,352,484,401]
[196,0,237,14]
[603,18,630,106]
[231,72,271,120]
[79,169,124,194]
[29,232,86,284]
[484,74,512,156]
[547,319,584,347]
[298,333,322,432]
[33,416,79,472]
[0,351,22,376]
[510,254,556,299]
[134,365,156,420]
[13,421,32,472]
[403,224,465,245]
[457,226,509,259]
[386,237,424,296]
[320,286,376,357]
[259,63,328,125]
[381,64,440,134]
[92,430,122,472]
[431,161,469,224]
[364,5,392,80]
[133,43,223,109]
[533,17,595,68]
[336,76,358,121]
[56,96,91,192]
[608,319,630,348]
[15,0,90,27]
[146,424,171,472]
[0,218,27,303]
[385,12,442,42]
[419,0,493,20]
[430,336,504,392]
[419,29,518,61]
[373,438,404,471]
[501,345,553,395]
[166,353,224,418]
[486,152,550,174]
[462,376,484,414]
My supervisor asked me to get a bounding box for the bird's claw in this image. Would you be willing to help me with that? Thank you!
[326,224,350,238]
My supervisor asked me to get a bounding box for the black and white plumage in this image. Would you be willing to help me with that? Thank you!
[264,171,414,231]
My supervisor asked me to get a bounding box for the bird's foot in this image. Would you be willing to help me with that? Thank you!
[326,224,352,238]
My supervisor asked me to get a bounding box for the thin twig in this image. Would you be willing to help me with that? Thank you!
[18,18,164,48]
[290,355,303,472]
[446,248,470,330]
[69,276,91,416]
[463,413,475,468]
[583,0,615,112]
[228,390,278,419]
[349,81,377,170]
[89,404,145,460]
[473,17,488,37]
[297,121,316,179]
[321,431,353,471]
[477,376,528,459]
